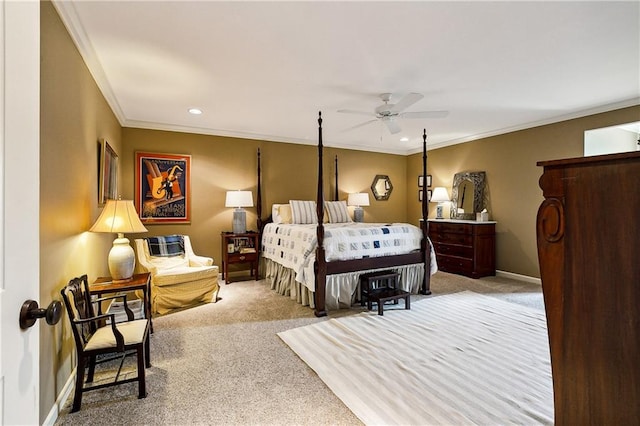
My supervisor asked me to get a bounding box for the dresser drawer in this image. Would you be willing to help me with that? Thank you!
[430,232,472,246]
[432,242,473,258]
[429,222,472,235]
[436,255,473,273]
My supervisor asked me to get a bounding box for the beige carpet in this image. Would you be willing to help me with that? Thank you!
[278,291,553,425]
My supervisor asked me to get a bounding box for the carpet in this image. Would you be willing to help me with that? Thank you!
[278,291,553,425]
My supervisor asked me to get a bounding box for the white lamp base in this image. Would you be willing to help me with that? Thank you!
[353,207,364,223]
[232,208,247,234]
[108,234,135,282]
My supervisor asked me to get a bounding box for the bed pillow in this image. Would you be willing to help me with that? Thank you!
[272,204,292,224]
[324,200,352,223]
[289,200,318,224]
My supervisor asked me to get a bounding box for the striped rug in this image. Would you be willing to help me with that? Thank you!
[278,291,553,425]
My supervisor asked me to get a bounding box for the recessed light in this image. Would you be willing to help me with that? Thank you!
[188,108,202,115]
[400,137,409,142]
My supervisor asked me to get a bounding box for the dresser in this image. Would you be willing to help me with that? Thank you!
[537,151,640,425]
[428,219,496,278]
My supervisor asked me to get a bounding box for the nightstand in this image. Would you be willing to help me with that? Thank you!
[221,231,260,284]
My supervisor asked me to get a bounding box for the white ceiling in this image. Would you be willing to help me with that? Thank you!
[53,1,640,155]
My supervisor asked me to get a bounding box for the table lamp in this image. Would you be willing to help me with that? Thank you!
[225,190,254,234]
[347,192,370,222]
[430,187,450,220]
[89,199,148,282]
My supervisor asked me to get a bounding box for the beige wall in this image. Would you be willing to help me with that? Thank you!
[40,2,121,421]
[121,129,408,270]
[407,105,640,278]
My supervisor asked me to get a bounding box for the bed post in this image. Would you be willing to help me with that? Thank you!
[334,155,339,201]
[257,148,262,233]
[314,112,328,317]
[420,129,432,295]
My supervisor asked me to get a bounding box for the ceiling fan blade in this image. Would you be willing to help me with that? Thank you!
[389,92,424,113]
[337,109,374,117]
[383,118,402,134]
[399,110,449,119]
[342,119,377,132]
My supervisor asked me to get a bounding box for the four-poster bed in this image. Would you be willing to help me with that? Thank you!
[256,112,435,317]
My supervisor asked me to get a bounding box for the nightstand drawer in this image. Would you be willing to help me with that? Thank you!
[227,252,257,263]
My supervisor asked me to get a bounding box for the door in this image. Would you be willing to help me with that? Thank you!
[1,1,41,424]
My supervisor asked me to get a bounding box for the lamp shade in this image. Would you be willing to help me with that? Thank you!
[430,187,450,203]
[225,190,254,208]
[347,192,370,207]
[89,199,148,234]
[90,199,147,282]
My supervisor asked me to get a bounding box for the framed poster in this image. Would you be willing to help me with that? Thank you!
[98,139,118,205]
[135,151,191,224]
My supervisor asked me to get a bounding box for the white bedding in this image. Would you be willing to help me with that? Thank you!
[262,222,432,292]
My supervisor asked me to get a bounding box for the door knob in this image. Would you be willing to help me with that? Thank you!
[19,300,62,329]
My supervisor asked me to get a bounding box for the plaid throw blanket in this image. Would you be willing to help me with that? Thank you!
[146,235,185,257]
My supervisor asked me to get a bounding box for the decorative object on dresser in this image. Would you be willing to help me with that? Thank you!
[429,186,450,219]
[89,199,148,282]
[428,219,495,278]
[536,151,640,425]
[225,190,254,234]
[134,235,219,315]
[450,171,486,220]
[221,231,260,284]
[347,192,370,222]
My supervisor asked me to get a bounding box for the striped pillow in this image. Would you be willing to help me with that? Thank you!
[146,235,185,257]
[289,200,318,224]
[324,200,352,223]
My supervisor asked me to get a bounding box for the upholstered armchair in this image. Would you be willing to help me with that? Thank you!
[134,235,219,315]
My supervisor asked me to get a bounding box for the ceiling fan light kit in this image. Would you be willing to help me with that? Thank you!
[338,92,449,135]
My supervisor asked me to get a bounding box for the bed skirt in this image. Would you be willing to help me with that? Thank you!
[263,257,425,310]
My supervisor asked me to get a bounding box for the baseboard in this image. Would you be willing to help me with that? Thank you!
[495,270,542,285]
[42,368,75,426]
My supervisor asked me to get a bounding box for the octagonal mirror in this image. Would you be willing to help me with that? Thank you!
[371,174,393,201]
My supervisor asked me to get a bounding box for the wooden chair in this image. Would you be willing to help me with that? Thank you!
[60,275,150,412]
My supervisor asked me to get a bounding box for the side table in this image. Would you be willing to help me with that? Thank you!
[221,231,260,284]
[90,272,153,333]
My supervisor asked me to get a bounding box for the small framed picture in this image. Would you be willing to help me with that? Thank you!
[418,175,432,188]
[419,189,432,202]
[227,243,235,254]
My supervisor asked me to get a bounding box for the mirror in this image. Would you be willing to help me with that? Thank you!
[450,171,486,220]
[371,174,393,201]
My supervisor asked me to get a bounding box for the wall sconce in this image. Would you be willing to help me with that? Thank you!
[89,199,148,281]
[430,187,450,220]
[225,190,254,234]
[347,192,370,222]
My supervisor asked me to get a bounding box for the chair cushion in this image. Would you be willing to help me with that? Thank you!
[146,235,185,257]
[153,265,219,287]
[148,255,190,270]
[85,319,148,351]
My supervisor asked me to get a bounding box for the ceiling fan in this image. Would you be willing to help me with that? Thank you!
[338,92,448,135]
